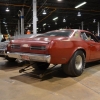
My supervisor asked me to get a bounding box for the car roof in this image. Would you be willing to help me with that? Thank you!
[45,29,91,33]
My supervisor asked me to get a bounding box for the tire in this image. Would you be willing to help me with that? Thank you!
[32,62,50,70]
[5,56,16,62]
[62,50,85,77]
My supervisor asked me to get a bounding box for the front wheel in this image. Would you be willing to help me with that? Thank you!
[62,50,85,77]
[32,62,50,70]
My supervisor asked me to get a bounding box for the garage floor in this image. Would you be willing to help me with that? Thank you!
[0,57,100,100]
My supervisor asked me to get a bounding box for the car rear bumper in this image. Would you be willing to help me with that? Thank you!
[7,52,51,63]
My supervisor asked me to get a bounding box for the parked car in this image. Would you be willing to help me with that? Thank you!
[0,40,9,56]
[6,29,100,76]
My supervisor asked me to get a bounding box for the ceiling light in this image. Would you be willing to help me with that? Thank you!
[5,7,10,12]
[75,2,87,8]
[3,21,5,24]
[77,12,81,16]
[29,24,31,27]
[87,28,89,30]
[5,22,7,24]
[57,0,62,1]
[93,19,96,23]
[63,18,66,22]
[37,17,38,21]
[43,23,46,26]
[53,17,58,21]
[48,25,50,27]
[42,9,47,15]
[5,25,7,27]
[25,27,28,29]
[55,22,57,25]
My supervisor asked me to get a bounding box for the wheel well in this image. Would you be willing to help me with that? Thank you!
[76,49,86,57]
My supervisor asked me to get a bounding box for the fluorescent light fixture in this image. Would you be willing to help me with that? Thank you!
[57,0,62,1]
[6,7,10,12]
[75,2,87,8]
[53,17,58,21]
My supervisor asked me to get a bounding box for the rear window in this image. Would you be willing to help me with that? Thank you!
[37,30,72,37]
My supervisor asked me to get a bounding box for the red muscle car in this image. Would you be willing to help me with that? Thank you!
[6,29,100,76]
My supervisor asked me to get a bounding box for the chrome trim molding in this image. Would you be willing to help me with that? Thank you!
[7,52,51,63]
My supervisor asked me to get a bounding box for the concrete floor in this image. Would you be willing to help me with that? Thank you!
[0,57,100,100]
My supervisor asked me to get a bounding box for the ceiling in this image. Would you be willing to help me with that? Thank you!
[0,0,100,35]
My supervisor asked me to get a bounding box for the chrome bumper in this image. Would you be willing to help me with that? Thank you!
[7,52,51,63]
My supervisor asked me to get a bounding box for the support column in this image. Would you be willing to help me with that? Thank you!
[33,0,37,35]
[81,21,84,30]
[21,8,24,35]
[18,19,20,35]
[0,21,2,41]
[97,22,100,36]
[0,21,1,34]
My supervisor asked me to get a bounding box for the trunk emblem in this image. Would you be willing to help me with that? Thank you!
[22,44,29,47]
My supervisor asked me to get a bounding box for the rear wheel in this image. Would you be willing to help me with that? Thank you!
[62,50,85,77]
[32,62,50,70]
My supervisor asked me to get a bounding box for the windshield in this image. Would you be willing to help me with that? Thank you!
[37,30,72,37]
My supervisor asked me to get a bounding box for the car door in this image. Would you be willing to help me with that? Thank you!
[81,32,100,60]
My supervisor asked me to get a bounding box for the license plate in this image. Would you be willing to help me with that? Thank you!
[21,55,30,60]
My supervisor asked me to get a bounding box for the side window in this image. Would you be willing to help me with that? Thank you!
[81,32,98,42]
[81,32,88,40]
[85,32,98,42]
[73,31,80,38]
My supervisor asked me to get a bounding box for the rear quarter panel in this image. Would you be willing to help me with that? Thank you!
[48,38,90,64]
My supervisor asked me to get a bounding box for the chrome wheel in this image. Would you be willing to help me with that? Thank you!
[75,55,82,70]
[62,51,85,76]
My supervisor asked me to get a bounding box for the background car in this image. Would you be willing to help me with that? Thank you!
[0,34,41,61]
[6,29,100,76]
